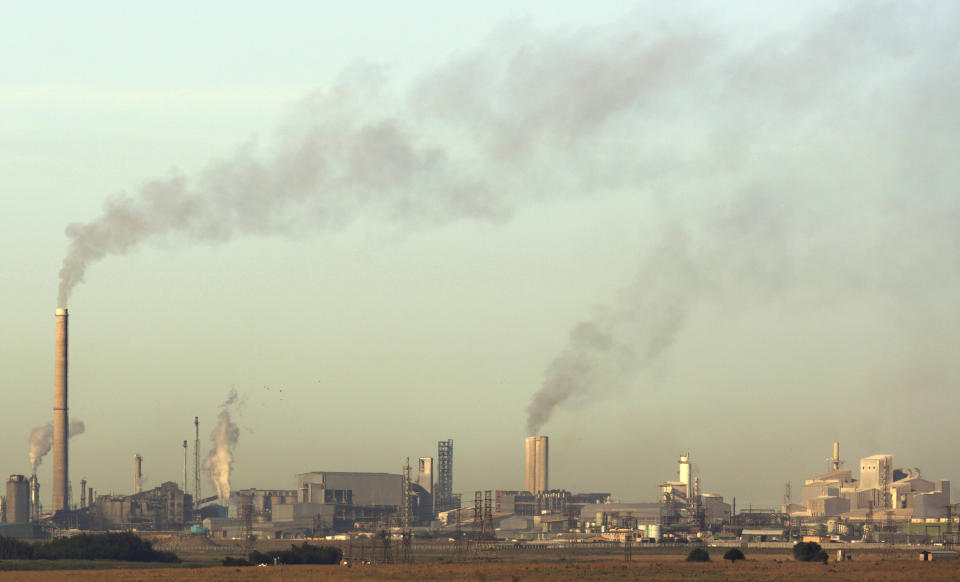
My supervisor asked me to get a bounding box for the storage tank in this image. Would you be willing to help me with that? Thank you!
[5,475,30,523]
[648,524,661,541]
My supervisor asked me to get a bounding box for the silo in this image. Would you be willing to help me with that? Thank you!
[5,475,30,523]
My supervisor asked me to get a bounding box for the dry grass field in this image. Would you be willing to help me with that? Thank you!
[0,557,958,582]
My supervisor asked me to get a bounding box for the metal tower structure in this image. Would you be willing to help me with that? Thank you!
[471,491,482,552]
[482,490,493,541]
[437,439,453,512]
[193,416,201,511]
[399,457,413,563]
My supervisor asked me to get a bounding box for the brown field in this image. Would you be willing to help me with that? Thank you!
[0,557,959,582]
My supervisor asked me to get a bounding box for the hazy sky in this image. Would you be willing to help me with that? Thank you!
[2,1,958,509]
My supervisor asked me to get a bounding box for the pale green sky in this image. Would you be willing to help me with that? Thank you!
[2,1,958,509]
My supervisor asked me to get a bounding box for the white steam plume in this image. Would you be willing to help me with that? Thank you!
[28,420,86,473]
[203,390,241,504]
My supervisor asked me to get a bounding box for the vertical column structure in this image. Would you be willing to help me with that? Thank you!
[437,439,453,512]
[525,436,549,494]
[524,437,537,493]
[535,436,549,493]
[134,454,143,494]
[53,308,69,513]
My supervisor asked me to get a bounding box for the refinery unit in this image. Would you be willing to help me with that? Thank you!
[2,308,957,548]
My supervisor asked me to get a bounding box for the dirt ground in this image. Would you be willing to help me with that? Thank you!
[0,558,957,582]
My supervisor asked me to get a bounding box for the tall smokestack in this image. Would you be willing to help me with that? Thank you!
[524,436,549,494]
[536,436,548,493]
[134,454,143,494]
[53,308,68,513]
[524,437,537,493]
[832,441,841,471]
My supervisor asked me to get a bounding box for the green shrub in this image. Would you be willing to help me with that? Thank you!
[248,542,342,565]
[723,548,745,562]
[793,541,828,563]
[222,555,252,566]
[33,532,179,563]
[686,547,710,562]
[0,535,34,560]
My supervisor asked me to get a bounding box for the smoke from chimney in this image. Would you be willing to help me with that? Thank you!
[203,390,240,505]
[28,420,85,474]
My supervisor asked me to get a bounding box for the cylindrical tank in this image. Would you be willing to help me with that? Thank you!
[5,475,30,523]
[648,524,661,541]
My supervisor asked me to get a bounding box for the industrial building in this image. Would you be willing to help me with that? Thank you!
[91,482,193,530]
[524,436,548,494]
[793,443,952,521]
[659,452,731,529]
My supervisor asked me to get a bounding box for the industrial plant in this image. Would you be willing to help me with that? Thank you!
[1,309,956,553]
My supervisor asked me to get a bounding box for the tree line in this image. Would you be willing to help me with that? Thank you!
[0,532,178,562]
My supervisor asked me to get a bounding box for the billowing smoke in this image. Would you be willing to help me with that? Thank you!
[203,390,240,504]
[526,230,698,434]
[520,4,960,432]
[55,15,715,306]
[28,420,85,473]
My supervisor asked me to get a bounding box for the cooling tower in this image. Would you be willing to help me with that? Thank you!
[524,436,549,494]
[53,308,69,513]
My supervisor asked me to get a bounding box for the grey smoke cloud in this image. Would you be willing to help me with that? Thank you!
[28,420,85,474]
[203,389,241,504]
[520,2,960,434]
[55,18,718,306]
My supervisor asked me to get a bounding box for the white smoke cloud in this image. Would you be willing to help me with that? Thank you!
[203,390,241,504]
[28,420,85,473]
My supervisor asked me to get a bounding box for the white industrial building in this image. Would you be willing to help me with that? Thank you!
[793,443,951,520]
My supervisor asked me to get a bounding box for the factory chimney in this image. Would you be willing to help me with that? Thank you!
[134,454,143,494]
[80,479,86,509]
[29,475,40,521]
[52,308,69,513]
[524,436,549,493]
[183,440,188,493]
[832,441,841,471]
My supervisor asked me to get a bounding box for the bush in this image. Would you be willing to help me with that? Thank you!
[686,547,710,562]
[249,542,342,565]
[793,541,828,563]
[723,548,745,562]
[0,536,34,560]
[33,532,179,563]
[222,555,252,566]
